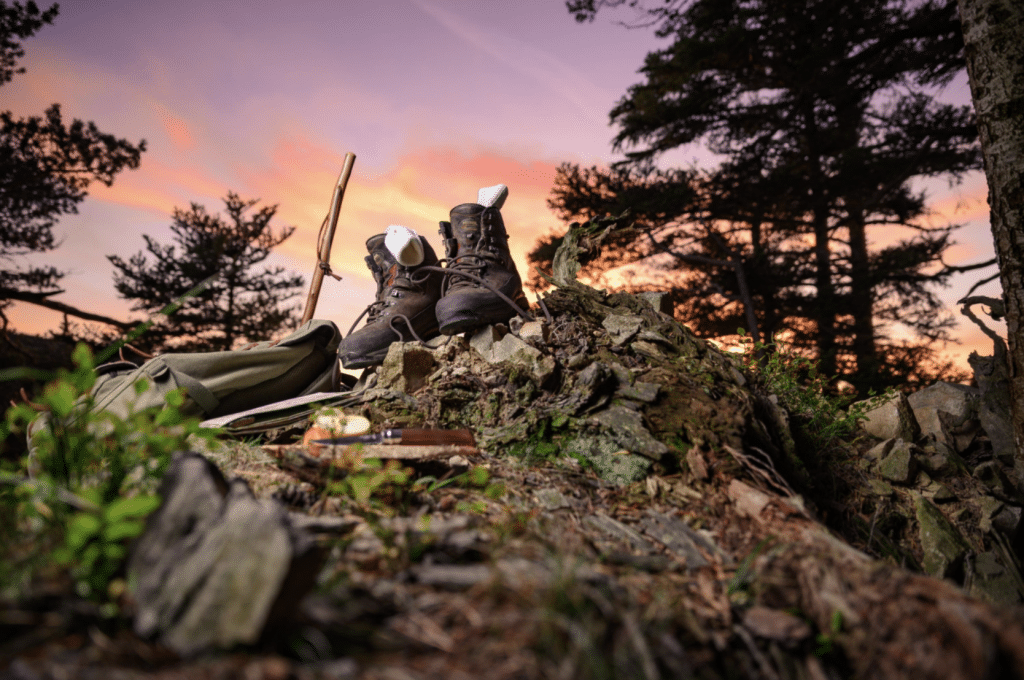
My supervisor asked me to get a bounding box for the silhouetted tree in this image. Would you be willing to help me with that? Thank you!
[957,0,1024,471]
[536,0,981,393]
[0,1,145,325]
[108,193,305,352]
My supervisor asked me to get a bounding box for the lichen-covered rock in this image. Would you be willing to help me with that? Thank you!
[589,404,670,460]
[969,551,1023,605]
[377,343,437,394]
[564,433,652,486]
[914,493,970,580]
[877,440,917,484]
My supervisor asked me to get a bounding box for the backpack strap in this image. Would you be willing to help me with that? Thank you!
[168,368,220,414]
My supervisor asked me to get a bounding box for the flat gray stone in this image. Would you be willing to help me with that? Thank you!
[637,291,672,314]
[918,441,961,476]
[974,460,1011,496]
[569,361,615,412]
[589,405,670,460]
[469,325,505,357]
[969,552,1022,606]
[868,479,894,496]
[631,340,666,360]
[519,321,550,343]
[640,510,712,570]
[602,314,645,346]
[535,487,571,511]
[993,505,1022,536]
[490,333,556,384]
[583,513,658,554]
[976,497,1005,534]
[857,392,919,441]
[908,382,976,446]
[616,381,661,403]
[920,480,955,502]
[864,438,896,461]
[743,606,812,643]
[907,382,975,423]
[413,563,492,590]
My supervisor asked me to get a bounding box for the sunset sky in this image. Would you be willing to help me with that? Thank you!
[3,0,1005,373]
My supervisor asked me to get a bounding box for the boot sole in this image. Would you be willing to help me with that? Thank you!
[340,319,442,368]
[438,313,484,335]
[340,348,390,369]
[437,292,529,335]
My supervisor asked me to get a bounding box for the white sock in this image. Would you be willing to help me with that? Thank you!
[384,225,425,266]
[478,184,508,209]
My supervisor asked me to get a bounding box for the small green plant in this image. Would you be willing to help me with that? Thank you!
[325,457,411,508]
[727,536,773,601]
[0,343,221,604]
[738,330,888,452]
[815,609,844,657]
[52,492,162,604]
[414,465,507,499]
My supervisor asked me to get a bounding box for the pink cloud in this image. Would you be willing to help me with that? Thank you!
[155,105,195,151]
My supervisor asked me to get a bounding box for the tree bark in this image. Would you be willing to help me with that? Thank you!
[957,0,1024,482]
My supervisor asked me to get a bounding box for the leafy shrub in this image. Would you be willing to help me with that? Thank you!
[738,330,888,452]
[0,343,220,605]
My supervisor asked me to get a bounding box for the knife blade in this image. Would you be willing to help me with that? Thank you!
[313,428,476,447]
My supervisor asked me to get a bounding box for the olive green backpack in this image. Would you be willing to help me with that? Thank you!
[87,319,345,423]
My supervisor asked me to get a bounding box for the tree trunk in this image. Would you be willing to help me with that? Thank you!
[803,102,838,378]
[848,209,878,395]
[958,0,1024,482]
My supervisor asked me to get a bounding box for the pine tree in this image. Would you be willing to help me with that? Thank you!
[0,1,145,323]
[108,193,305,352]
[539,0,981,393]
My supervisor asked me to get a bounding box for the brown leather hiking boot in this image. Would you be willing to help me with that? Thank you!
[339,233,443,368]
[435,196,529,335]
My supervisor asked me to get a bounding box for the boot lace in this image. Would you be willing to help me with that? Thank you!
[442,252,493,294]
[346,269,424,337]
[410,263,536,324]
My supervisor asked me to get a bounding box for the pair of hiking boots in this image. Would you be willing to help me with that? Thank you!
[339,187,529,369]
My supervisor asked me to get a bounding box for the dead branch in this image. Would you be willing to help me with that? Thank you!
[0,289,133,330]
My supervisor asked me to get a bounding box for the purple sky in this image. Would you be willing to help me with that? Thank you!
[3,0,1004,371]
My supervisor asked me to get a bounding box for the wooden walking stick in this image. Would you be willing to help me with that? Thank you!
[300,152,356,325]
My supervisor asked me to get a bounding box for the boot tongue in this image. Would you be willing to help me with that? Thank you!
[365,234,398,270]
[449,203,485,253]
[365,234,400,295]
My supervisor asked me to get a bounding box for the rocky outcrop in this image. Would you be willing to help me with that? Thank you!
[9,222,1024,680]
[849,350,1022,605]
